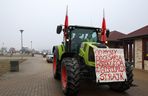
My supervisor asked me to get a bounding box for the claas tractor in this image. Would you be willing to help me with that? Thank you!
[52,25,133,96]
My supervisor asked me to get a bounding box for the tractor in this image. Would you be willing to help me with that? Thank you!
[53,25,133,96]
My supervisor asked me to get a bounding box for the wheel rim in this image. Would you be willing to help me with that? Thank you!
[53,54,56,75]
[61,64,67,89]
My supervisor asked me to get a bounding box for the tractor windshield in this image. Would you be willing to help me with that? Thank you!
[70,28,99,53]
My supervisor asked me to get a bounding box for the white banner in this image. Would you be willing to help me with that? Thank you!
[94,48,127,83]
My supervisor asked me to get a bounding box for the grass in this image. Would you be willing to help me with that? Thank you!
[0,58,27,76]
[0,59,10,64]
[0,59,26,65]
[0,54,32,57]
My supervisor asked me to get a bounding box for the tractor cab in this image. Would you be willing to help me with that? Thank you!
[69,26,101,53]
[57,25,109,53]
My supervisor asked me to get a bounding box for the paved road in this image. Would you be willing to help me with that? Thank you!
[0,55,64,96]
[0,55,148,96]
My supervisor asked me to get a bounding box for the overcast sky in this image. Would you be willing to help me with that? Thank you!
[0,0,148,51]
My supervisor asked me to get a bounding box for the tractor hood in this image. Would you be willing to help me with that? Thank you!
[79,42,108,67]
[82,42,108,49]
[79,42,127,83]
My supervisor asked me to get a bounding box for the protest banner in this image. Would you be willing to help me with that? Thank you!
[94,48,127,83]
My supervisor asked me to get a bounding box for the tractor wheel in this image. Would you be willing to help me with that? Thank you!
[53,52,60,80]
[61,58,80,96]
[109,61,133,92]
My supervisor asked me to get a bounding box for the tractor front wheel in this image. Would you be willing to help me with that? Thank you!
[61,57,80,96]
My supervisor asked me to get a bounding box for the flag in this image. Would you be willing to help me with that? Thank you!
[101,9,106,44]
[64,6,68,39]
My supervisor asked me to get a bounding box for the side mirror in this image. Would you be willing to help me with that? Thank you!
[57,25,62,34]
[106,29,110,38]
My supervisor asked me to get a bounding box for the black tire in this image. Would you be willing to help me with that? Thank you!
[53,51,60,80]
[61,58,80,96]
[109,61,133,92]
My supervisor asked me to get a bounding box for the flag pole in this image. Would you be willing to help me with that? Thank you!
[103,8,105,18]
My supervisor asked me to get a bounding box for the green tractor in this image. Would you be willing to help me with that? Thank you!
[53,25,133,96]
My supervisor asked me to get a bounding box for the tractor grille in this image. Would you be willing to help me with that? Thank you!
[88,47,95,62]
[80,66,96,80]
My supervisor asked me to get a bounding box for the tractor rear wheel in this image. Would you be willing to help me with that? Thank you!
[61,57,80,96]
[53,52,60,80]
[109,62,133,92]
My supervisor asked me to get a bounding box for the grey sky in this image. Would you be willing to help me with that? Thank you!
[0,0,148,51]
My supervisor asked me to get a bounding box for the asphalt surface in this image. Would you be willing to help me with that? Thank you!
[0,55,148,96]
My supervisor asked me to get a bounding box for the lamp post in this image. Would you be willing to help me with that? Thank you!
[31,41,32,55]
[20,30,24,53]
[2,42,4,55]
[30,41,34,57]
[31,41,32,50]
[20,30,24,59]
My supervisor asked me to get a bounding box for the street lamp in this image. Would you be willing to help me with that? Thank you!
[20,30,24,53]
[31,41,32,50]
[30,41,34,57]
[31,41,32,54]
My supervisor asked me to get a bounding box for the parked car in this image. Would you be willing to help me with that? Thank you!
[42,52,47,58]
[46,54,53,63]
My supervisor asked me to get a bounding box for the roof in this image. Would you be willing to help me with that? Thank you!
[121,25,148,39]
[108,31,126,41]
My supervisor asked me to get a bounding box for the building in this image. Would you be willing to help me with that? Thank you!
[108,31,126,48]
[108,25,148,70]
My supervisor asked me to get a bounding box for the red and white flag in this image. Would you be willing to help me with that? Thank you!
[101,9,107,44]
[64,6,68,39]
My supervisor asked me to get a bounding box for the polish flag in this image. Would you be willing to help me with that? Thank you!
[64,6,68,39]
[101,9,107,44]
